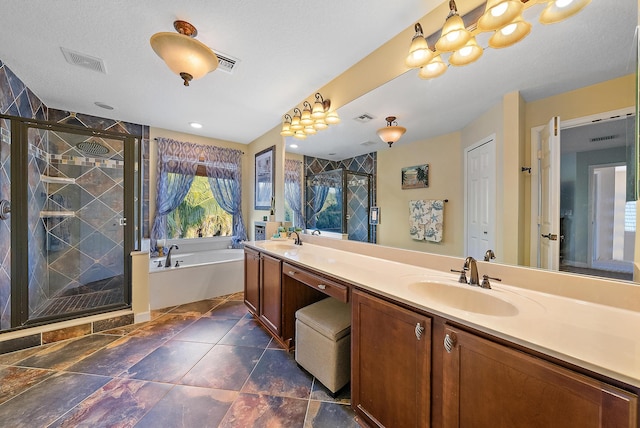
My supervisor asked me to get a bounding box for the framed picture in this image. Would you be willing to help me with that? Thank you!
[401,164,429,189]
[255,146,275,210]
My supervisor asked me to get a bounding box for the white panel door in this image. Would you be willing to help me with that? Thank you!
[539,117,561,270]
[466,139,495,260]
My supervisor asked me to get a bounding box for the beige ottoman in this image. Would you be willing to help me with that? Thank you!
[295,297,351,394]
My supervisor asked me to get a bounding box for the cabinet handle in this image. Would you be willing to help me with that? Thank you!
[317,284,326,290]
[415,322,425,340]
[444,333,456,353]
[288,271,296,275]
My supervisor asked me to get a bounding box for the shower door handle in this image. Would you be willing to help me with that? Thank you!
[119,218,127,226]
[0,200,10,220]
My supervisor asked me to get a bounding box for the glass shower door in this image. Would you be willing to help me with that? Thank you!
[346,172,371,242]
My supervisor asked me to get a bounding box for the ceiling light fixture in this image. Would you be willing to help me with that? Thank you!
[150,20,219,87]
[407,0,588,80]
[280,93,340,138]
[189,122,203,129]
[377,116,407,148]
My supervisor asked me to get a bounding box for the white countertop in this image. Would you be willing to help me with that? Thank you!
[247,240,640,388]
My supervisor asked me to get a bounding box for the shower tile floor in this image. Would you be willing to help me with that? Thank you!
[0,292,358,427]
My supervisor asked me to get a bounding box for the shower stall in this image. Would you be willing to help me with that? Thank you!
[0,115,139,332]
[305,169,373,242]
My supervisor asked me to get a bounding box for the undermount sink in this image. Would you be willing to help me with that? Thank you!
[260,241,299,251]
[407,280,519,317]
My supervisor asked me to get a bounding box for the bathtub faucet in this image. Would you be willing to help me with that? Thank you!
[165,245,179,268]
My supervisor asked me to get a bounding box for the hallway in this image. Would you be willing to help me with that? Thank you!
[0,293,357,427]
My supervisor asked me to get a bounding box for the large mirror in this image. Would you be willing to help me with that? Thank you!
[285,0,639,283]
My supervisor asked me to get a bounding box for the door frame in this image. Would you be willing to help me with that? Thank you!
[464,134,496,258]
[529,107,635,267]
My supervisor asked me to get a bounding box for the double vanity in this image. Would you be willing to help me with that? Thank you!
[243,238,640,427]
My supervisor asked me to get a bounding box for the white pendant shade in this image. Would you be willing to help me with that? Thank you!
[405,24,433,68]
[418,55,447,80]
[435,13,471,52]
[539,0,591,24]
[449,37,483,66]
[150,28,218,86]
[477,0,524,31]
[489,17,531,48]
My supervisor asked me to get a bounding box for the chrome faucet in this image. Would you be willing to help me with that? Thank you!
[165,244,179,268]
[484,249,496,262]
[291,231,302,245]
[311,229,321,235]
[464,256,479,286]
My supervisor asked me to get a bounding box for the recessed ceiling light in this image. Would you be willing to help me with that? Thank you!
[289,143,298,149]
[189,122,203,129]
[94,101,114,110]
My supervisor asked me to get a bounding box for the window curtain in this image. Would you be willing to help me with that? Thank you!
[310,185,330,228]
[150,138,201,254]
[205,146,247,248]
[284,159,305,229]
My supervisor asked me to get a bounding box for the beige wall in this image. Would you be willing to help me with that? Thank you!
[148,127,249,238]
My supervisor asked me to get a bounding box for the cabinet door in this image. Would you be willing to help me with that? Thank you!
[260,253,282,335]
[442,326,638,428]
[243,248,260,315]
[352,289,431,428]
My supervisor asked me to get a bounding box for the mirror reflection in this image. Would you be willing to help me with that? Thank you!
[284,0,638,283]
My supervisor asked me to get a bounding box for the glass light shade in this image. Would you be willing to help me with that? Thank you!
[449,37,483,67]
[313,118,329,130]
[489,17,531,48]
[150,32,219,80]
[301,110,314,126]
[325,111,341,125]
[377,126,406,147]
[405,35,433,69]
[290,115,303,131]
[418,55,447,79]
[539,0,591,24]
[477,0,524,31]
[311,100,326,119]
[293,130,307,140]
[280,122,293,137]
[435,14,471,52]
[303,125,317,135]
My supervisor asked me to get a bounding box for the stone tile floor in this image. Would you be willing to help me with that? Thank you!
[0,292,358,427]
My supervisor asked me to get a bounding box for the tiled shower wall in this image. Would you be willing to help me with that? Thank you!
[304,152,377,243]
[0,60,48,329]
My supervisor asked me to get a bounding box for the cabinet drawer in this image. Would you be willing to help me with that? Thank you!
[283,263,348,302]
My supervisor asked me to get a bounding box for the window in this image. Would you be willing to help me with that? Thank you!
[166,174,232,239]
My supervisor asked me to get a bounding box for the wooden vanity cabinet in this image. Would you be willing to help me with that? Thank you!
[441,325,638,428]
[352,289,432,428]
[243,248,260,315]
[259,252,282,336]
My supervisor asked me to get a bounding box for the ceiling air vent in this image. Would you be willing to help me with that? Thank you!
[60,47,107,74]
[354,113,375,123]
[590,135,619,143]
[213,51,239,74]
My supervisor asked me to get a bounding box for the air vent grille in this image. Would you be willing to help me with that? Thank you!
[590,135,619,143]
[214,51,239,74]
[354,113,375,123]
[61,47,107,74]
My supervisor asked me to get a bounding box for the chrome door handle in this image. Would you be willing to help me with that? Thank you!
[541,233,558,241]
[0,200,10,220]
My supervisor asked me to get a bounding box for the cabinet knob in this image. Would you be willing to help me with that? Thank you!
[317,284,326,290]
[288,271,296,275]
[444,333,456,353]
[415,322,425,340]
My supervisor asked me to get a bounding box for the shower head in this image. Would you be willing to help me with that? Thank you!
[76,140,109,156]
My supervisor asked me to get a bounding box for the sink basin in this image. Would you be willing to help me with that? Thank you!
[407,281,519,317]
[259,241,299,251]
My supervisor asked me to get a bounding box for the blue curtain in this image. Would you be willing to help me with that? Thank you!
[205,146,247,248]
[311,185,330,228]
[284,159,305,229]
[150,138,201,253]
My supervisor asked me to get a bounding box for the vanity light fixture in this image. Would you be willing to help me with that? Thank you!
[405,23,434,68]
[301,101,314,126]
[377,116,407,148]
[538,0,591,24]
[280,93,340,138]
[150,20,219,86]
[406,0,589,80]
[311,93,331,119]
[290,108,303,131]
[435,0,472,52]
[280,114,294,137]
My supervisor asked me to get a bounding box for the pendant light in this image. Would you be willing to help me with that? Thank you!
[405,23,434,68]
[488,17,531,48]
[418,55,447,80]
[539,0,591,24]
[477,0,524,31]
[150,20,219,86]
[448,37,483,66]
[377,116,406,148]
[435,0,472,52]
